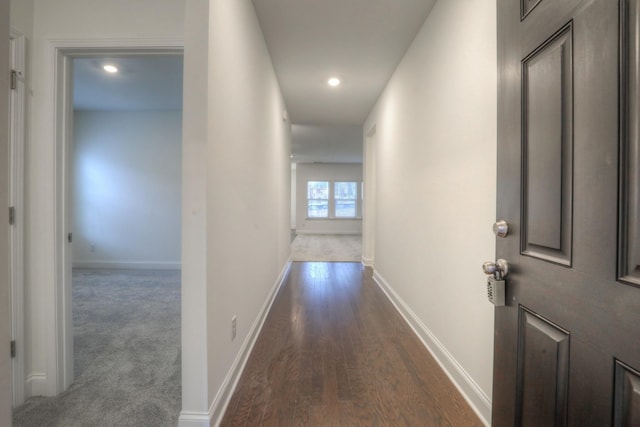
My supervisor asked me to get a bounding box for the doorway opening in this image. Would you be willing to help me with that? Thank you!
[12,40,184,426]
[289,125,365,262]
[71,54,183,423]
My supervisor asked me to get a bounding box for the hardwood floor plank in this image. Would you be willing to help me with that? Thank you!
[261,344,298,425]
[310,347,324,405]
[220,262,483,426]
[291,395,311,426]
[334,355,351,401]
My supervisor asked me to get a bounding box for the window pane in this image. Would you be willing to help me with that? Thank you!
[335,182,357,217]
[308,181,329,199]
[308,181,329,217]
[308,200,328,217]
[334,182,357,200]
[335,200,356,218]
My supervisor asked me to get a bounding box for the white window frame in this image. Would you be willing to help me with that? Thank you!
[306,180,362,219]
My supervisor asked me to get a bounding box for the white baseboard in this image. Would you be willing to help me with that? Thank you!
[178,412,211,427]
[72,261,181,270]
[209,259,293,426]
[25,373,47,398]
[295,230,362,235]
[372,270,492,426]
[361,257,374,267]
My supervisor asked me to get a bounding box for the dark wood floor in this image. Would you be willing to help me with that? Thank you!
[220,262,484,426]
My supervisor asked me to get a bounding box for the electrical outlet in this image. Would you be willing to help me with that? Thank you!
[231,316,237,341]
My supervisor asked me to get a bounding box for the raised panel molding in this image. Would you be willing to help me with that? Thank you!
[521,24,573,266]
[619,0,640,287]
[521,0,543,19]
[516,307,570,427]
[614,360,640,427]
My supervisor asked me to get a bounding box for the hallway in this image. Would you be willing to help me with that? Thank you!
[221,262,482,426]
[3,1,497,424]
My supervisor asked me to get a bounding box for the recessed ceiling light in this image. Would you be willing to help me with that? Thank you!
[103,64,118,73]
[328,77,341,87]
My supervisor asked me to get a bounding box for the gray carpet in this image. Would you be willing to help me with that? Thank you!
[290,234,362,262]
[13,269,181,427]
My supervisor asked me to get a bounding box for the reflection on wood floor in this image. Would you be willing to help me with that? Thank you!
[220,262,483,426]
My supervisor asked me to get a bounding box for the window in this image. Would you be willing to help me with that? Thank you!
[307,181,329,218]
[334,181,357,218]
[306,180,361,219]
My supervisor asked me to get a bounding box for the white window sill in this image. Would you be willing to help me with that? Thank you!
[305,217,363,220]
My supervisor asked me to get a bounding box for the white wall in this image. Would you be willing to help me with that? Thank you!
[23,0,185,398]
[204,0,291,421]
[73,111,182,269]
[295,163,363,235]
[363,0,496,423]
[0,0,11,423]
[181,0,209,421]
[10,0,33,38]
[180,1,292,424]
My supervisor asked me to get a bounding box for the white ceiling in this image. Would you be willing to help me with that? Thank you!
[252,0,437,126]
[72,1,437,163]
[292,125,363,164]
[73,55,183,111]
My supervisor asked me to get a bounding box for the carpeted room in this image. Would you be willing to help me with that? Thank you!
[290,233,362,262]
[13,269,182,426]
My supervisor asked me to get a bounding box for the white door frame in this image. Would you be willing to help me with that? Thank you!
[0,0,10,423]
[362,125,376,267]
[9,29,26,408]
[47,37,183,392]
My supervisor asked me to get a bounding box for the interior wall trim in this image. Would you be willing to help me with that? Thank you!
[361,257,374,267]
[25,373,48,398]
[205,259,293,427]
[295,230,362,235]
[9,28,26,408]
[177,412,211,427]
[48,36,184,51]
[46,36,184,397]
[372,270,491,426]
[72,261,181,270]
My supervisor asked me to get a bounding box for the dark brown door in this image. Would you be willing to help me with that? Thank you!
[494,0,640,425]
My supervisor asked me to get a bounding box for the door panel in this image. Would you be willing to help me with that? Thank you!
[614,361,640,426]
[522,0,543,19]
[620,0,640,286]
[495,0,640,425]
[516,308,569,427]
[522,24,573,264]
